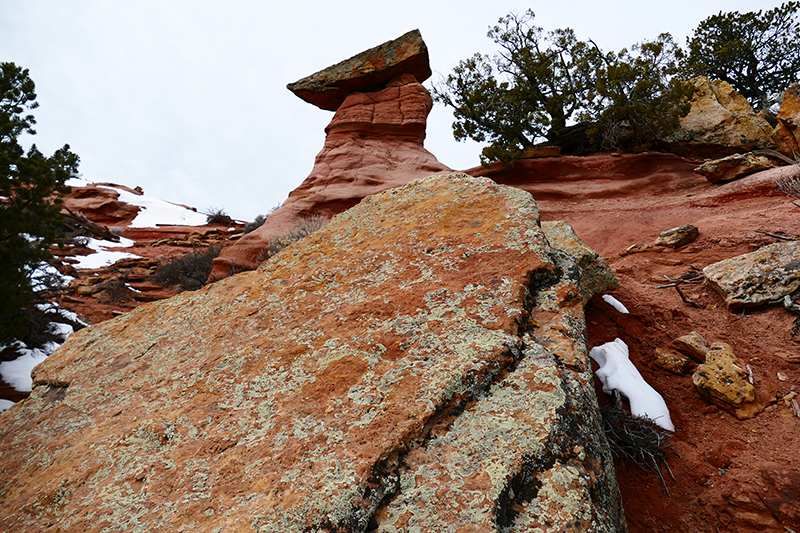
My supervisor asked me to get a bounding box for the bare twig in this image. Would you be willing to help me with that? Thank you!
[755,230,798,241]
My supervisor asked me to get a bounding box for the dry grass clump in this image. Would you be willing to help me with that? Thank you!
[601,393,675,493]
[258,215,328,263]
[153,245,221,291]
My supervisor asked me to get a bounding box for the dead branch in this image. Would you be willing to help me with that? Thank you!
[61,207,120,242]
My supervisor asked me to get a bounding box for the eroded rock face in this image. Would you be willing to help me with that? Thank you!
[664,76,775,157]
[0,175,624,532]
[287,29,431,111]
[62,183,141,226]
[210,74,450,281]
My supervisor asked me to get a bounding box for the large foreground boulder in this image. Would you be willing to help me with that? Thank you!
[0,175,624,532]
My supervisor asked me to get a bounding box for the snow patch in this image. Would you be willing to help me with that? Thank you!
[0,399,15,413]
[98,185,208,227]
[72,237,139,269]
[0,347,49,393]
[602,294,629,314]
[590,338,675,431]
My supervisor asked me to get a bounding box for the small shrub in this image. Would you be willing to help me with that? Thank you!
[153,245,222,291]
[243,214,267,235]
[255,214,328,265]
[205,207,233,225]
[777,175,800,205]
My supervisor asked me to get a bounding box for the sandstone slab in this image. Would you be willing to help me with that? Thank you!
[694,153,774,183]
[672,331,709,363]
[703,241,800,308]
[692,342,762,420]
[0,175,624,532]
[664,76,775,157]
[654,347,693,375]
[287,29,431,111]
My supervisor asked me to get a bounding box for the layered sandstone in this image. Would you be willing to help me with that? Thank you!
[210,73,450,280]
[0,175,624,532]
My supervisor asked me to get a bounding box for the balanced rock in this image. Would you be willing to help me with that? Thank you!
[0,175,624,532]
[694,152,774,183]
[664,76,775,157]
[287,29,431,111]
[210,74,450,280]
[655,224,699,248]
[703,241,800,308]
[692,342,761,419]
[773,83,800,157]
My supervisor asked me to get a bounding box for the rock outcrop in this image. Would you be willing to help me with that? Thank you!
[664,76,775,157]
[210,35,450,281]
[287,29,431,111]
[692,342,762,420]
[773,83,800,157]
[703,240,800,308]
[694,152,774,183]
[0,175,624,532]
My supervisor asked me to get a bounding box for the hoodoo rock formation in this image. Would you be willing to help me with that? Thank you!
[0,175,624,532]
[210,31,450,281]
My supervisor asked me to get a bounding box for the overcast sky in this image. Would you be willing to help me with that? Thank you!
[1,1,772,221]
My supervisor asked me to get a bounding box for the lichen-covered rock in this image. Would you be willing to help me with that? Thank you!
[664,77,775,157]
[692,343,761,420]
[703,241,800,308]
[655,224,699,248]
[210,74,450,281]
[773,83,800,157]
[694,153,774,183]
[287,29,432,111]
[0,175,624,532]
[542,220,619,305]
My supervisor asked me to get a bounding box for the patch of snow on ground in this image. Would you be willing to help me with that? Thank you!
[602,294,629,314]
[0,347,49,394]
[99,185,208,227]
[590,338,675,431]
[72,237,139,269]
[0,304,86,412]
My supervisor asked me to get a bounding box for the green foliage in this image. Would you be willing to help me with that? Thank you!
[434,10,692,163]
[683,2,800,110]
[587,34,695,151]
[0,62,79,343]
[433,10,603,163]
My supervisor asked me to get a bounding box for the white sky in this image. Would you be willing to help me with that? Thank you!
[1,1,772,221]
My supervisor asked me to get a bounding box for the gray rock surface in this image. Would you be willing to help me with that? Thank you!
[704,241,800,308]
